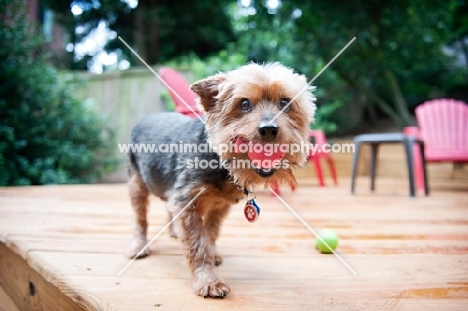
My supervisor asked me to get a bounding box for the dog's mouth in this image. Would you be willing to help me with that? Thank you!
[234,137,285,178]
[254,167,277,178]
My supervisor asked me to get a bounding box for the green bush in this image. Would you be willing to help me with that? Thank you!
[0,0,118,186]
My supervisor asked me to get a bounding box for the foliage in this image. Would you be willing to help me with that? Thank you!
[165,50,248,80]
[45,0,468,132]
[236,0,467,127]
[0,0,118,185]
[162,0,348,133]
[449,0,468,57]
[44,0,236,69]
[224,2,348,133]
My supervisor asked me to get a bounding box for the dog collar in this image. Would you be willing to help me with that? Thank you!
[235,183,261,223]
[244,198,260,223]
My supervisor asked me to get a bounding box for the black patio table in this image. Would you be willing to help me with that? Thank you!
[351,132,429,197]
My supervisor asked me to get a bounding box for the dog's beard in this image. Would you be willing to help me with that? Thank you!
[220,153,303,191]
[211,130,309,191]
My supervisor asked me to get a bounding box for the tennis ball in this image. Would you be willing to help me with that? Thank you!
[315,228,338,254]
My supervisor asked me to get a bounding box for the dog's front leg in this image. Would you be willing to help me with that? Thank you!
[179,204,231,298]
[204,205,230,266]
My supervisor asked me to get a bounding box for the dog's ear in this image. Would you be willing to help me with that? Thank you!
[190,74,226,112]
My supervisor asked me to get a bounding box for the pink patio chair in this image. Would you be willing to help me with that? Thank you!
[404,98,468,191]
[159,67,203,118]
[308,130,338,187]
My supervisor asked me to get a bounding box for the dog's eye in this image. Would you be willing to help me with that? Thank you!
[278,99,292,113]
[240,99,253,113]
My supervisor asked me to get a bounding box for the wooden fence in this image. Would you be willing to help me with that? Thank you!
[70,67,181,182]
[73,67,169,145]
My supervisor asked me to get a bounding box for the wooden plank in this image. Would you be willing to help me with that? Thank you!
[29,269,86,311]
[3,221,468,263]
[4,235,468,259]
[42,276,468,311]
[0,242,30,311]
[25,250,468,284]
[0,284,20,311]
[1,179,468,310]
[0,243,87,311]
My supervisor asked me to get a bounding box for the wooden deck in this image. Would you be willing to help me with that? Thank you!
[1,166,468,310]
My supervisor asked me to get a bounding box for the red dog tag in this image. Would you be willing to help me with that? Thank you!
[244,199,260,223]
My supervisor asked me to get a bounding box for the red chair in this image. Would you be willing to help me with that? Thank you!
[308,130,338,187]
[272,129,338,195]
[404,98,468,191]
[159,67,203,118]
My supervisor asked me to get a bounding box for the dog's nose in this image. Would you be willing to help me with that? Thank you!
[258,121,279,141]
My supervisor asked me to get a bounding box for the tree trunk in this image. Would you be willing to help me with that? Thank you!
[460,40,468,83]
[136,0,159,65]
[146,18,159,65]
[340,73,403,125]
[385,70,411,126]
[364,99,379,125]
[133,7,147,63]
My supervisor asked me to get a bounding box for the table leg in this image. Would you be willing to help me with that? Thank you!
[351,141,362,195]
[370,143,379,192]
[404,138,416,197]
[419,141,429,196]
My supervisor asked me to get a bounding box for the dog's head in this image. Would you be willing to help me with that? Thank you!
[191,63,316,189]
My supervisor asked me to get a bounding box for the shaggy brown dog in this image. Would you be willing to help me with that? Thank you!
[126,63,316,297]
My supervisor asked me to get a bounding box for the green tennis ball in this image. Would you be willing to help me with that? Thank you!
[315,228,339,254]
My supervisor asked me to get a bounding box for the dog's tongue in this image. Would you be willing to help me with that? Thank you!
[235,137,285,169]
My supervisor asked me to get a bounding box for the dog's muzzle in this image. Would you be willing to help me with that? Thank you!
[258,120,279,142]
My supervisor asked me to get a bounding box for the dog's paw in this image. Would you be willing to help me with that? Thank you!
[214,253,223,266]
[194,279,231,298]
[169,228,178,239]
[169,221,180,239]
[125,239,149,259]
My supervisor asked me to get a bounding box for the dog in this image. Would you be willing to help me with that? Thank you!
[126,63,316,298]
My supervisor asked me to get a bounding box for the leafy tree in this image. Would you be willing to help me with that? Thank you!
[449,0,468,74]
[45,0,236,69]
[237,0,464,127]
[446,0,468,97]
[41,0,467,130]
[0,0,118,185]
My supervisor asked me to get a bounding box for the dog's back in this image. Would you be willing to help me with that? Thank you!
[128,112,198,198]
